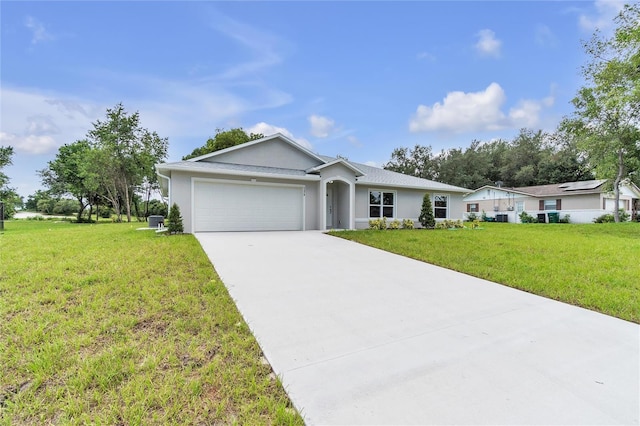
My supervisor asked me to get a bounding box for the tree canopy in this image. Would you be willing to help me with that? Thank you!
[40,104,168,222]
[1,146,22,219]
[384,128,593,190]
[182,128,264,160]
[562,3,640,222]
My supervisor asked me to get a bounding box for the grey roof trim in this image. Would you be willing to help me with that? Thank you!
[354,181,468,192]
[307,159,365,177]
[155,161,321,181]
[467,185,537,197]
[186,133,327,164]
[350,162,471,193]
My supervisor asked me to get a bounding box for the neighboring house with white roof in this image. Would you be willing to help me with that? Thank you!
[155,133,470,233]
[463,179,640,224]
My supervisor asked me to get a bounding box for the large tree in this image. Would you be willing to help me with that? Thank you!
[564,3,640,222]
[39,140,98,222]
[88,104,168,222]
[382,130,593,190]
[1,146,22,219]
[384,145,438,180]
[182,128,264,160]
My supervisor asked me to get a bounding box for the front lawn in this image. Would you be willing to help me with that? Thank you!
[0,220,302,425]
[331,223,640,323]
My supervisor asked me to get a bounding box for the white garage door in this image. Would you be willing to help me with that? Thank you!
[193,180,304,232]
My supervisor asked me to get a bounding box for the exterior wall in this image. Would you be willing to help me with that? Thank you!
[354,186,465,229]
[170,170,320,233]
[204,138,321,171]
[317,163,358,230]
[561,194,601,210]
[464,194,631,224]
[464,196,532,219]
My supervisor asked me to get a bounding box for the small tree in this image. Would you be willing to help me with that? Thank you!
[167,203,184,234]
[418,193,435,229]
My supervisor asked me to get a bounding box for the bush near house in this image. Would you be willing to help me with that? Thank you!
[167,202,184,234]
[418,194,435,228]
[594,209,630,223]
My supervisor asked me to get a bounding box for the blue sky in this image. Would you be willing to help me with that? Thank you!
[0,0,628,198]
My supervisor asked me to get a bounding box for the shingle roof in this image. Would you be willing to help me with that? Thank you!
[156,135,471,193]
[319,155,470,193]
[509,179,607,197]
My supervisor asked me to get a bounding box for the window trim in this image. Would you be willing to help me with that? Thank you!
[433,194,448,219]
[467,203,479,213]
[368,189,396,218]
[540,199,562,211]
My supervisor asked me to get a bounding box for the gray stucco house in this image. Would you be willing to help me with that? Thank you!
[155,134,470,232]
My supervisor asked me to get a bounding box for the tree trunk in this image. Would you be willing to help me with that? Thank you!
[124,184,132,222]
[144,185,151,221]
[613,149,624,223]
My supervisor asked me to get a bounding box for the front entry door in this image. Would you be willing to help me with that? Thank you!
[326,186,333,228]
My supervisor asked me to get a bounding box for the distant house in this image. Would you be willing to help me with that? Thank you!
[155,133,470,233]
[463,180,640,223]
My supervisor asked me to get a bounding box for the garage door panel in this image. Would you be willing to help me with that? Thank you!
[194,181,303,232]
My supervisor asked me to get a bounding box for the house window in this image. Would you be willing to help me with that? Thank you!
[369,190,395,218]
[467,203,479,212]
[540,199,562,210]
[434,194,448,218]
[516,201,524,213]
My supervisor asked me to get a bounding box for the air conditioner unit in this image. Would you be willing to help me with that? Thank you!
[493,206,499,212]
[507,206,514,211]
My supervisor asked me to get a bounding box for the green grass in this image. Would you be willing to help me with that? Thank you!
[0,220,303,425]
[331,223,640,323]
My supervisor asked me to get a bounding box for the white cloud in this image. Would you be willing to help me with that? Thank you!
[24,16,53,44]
[246,122,312,150]
[416,51,436,61]
[410,83,507,133]
[0,132,58,155]
[578,0,625,32]
[308,114,335,138]
[346,135,363,147]
[209,13,290,80]
[474,29,502,58]
[0,87,97,156]
[409,83,555,134]
[535,24,557,47]
[25,115,61,135]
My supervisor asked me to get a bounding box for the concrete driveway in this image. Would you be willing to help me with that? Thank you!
[196,231,639,425]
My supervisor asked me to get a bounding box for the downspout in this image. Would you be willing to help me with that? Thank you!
[157,172,171,209]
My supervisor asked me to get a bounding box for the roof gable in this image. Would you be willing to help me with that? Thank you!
[188,133,325,171]
[307,159,365,177]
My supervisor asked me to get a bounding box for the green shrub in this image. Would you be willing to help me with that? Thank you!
[368,219,381,230]
[519,211,536,224]
[466,212,478,221]
[418,194,435,229]
[389,219,401,230]
[146,199,168,217]
[402,219,414,229]
[167,203,184,234]
[594,209,630,223]
[435,219,464,229]
[559,214,571,224]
